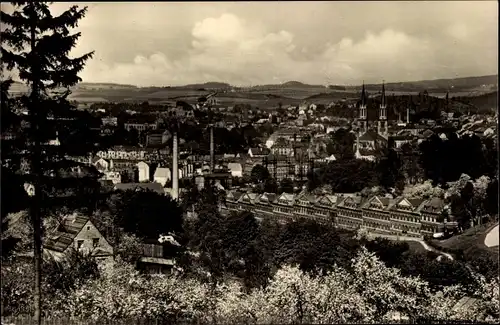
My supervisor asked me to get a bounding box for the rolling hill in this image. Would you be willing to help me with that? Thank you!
[5,75,497,110]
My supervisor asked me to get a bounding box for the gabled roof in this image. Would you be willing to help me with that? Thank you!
[154,167,170,178]
[238,193,256,204]
[316,194,339,207]
[296,193,317,206]
[257,192,277,204]
[227,162,243,172]
[337,195,363,208]
[59,215,89,234]
[226,191,243,202]
[275,192,295,206]
[362,195,391,210]
[421,197,446,214]
[45,215,91,253]
[391,197,426,212]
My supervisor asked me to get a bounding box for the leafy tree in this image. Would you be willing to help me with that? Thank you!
[103,190,183,240]
[1,2,96,322]
[308,159,379,193]
[327,128,355,160]
[278,178,294,194]
[250,164,270,184]
[377,148,405,193]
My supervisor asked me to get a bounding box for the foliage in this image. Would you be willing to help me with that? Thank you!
[402,180,445,199]
[250,164,270,184]
[308,159,379,193]
[278,178,294,194]
[419,134,497,185]
[102,190,184,240]
[1,249,100,317]
[326,128,355,160]
[6,247,497,323]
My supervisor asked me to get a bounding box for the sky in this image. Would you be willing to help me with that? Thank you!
[2,1,498,87]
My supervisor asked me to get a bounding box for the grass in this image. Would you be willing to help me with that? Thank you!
[430,222,499,257]
[405,240,430,254]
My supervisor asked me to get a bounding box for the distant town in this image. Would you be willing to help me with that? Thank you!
[1,2,498,325]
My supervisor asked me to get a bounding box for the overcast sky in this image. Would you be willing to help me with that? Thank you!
[3,1,499,87]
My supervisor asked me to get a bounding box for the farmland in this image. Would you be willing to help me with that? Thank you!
[7,75,497,110]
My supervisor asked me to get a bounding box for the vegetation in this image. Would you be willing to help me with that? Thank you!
[1,2,98,323]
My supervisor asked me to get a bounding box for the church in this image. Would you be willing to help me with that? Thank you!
[354,82,391,160]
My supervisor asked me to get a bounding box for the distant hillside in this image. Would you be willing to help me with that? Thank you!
[362,75,497,92]
[76,82,137,90]
[179,82,231,90]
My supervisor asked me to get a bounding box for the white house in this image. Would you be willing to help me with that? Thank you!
[137,161,150,182]
[227,163,243,178]
[154,167,171,186]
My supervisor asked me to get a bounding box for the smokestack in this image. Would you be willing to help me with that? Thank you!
[210,126,214,173]
[406,107,410,124]
[356,130,360,154]
[172,132,179,200]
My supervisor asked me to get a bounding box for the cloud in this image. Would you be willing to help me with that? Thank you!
[77,10,495,87]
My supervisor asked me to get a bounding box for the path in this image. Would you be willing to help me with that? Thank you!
[417,240,454,260]
[367,233,454,260]
[484,224,499,248]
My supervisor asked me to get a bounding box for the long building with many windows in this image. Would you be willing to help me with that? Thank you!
[222,191,454,238]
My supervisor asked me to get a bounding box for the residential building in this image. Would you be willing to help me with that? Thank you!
[227,162,243,178]
[137,161,150,182]
[222,191,451,239]
[44,215,114,265]
[154,167,171,186]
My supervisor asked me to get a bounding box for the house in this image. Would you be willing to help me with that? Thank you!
[93,157,112,172]
[96,146,146,161]
[154,167,171,186]
[101,171,121,184]
[227,162,243,178]
[101,117,118,126]
[114,182,165,195]
[44,214,114,265]
[136,238,181,275]
[248,147,270,158]
[146,130,171,147]
[137,161,150,182]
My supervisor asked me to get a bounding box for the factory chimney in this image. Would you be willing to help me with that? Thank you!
[210,126,214,173]
[172,132,179,200]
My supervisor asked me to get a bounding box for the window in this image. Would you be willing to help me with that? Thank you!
[87,226,91,231]
[76,240,84,250]
[93,238,99,247]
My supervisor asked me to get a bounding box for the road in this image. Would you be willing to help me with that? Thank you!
[484,224,499,248]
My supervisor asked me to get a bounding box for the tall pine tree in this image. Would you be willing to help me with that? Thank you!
[1,2,101,322]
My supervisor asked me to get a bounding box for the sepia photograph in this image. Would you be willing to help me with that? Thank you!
[1,1,498,324]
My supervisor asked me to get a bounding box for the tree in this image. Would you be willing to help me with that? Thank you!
[328,128,355,160]
[377,148,405,193]
[278,178,294,194]
[250,164,270,184]
[1,2,94,322]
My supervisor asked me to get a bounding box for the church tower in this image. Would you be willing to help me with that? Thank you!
[358,82,368,135]
[377,82,388,137]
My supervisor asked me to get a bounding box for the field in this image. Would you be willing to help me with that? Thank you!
[7,75,497,110]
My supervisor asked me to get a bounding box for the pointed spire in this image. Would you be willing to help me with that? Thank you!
[381,80,386,107]
[361,81,367,107]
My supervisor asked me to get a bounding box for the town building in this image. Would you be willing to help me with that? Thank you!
[222,191,452,239]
